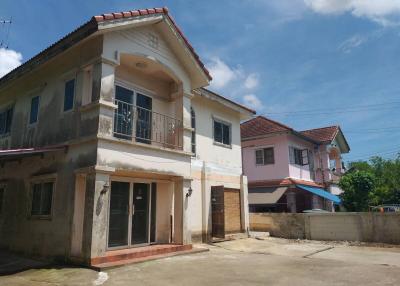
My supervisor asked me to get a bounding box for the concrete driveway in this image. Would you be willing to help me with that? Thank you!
[1,237,400,285]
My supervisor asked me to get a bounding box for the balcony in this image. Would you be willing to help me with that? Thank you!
[113,99,183,150]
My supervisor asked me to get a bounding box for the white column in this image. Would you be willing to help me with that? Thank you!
[240,175,250,234]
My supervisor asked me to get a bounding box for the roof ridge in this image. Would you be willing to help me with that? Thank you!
[300,125,339,133]
[242,115,293,130]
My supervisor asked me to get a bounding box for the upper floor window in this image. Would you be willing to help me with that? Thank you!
[31,180,54,216]
[255,147,275,165]
[0,106,13,136]
[289,146,309,166]
[29,96,40,124]
[191,107,196,154]
[213,119,231,146]
[63,79,75,112]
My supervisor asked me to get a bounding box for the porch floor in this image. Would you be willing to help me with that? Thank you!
[90,244,208,270]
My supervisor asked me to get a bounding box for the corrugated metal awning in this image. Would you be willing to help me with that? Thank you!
[296,184,341,204]
[248,186,288,205]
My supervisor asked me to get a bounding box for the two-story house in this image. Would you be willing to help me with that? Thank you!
[0,8,254,267]
[241,116,350,213]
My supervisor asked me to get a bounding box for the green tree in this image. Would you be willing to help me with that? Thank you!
[339,171,376,211]
[346,154,400,206]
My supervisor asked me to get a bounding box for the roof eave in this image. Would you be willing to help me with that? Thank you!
[0,18,99,89]
[195,88,256,117]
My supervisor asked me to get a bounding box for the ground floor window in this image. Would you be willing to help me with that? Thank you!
[31,180,54,216]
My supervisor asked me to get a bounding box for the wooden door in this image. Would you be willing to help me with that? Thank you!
[223,188,242,234]
[211,186,225,238]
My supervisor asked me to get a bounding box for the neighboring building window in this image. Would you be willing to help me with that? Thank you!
[0,187,4,214]
[0,106,13,135]
[63,79,75,111]
[289,146,309,166]
[31,181,54,216]
[255,147,275,165]
[213,119,230,146]
[29,96,40,124]
[330,159,337,170]
[191,107,196,154]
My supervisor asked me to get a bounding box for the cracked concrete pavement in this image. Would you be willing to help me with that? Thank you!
[1,237,400,285]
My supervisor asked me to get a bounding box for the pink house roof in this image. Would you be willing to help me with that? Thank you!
[241,116,349,152]
[299,126,339,143]
[241,116,293,139]
[0,7,211,86]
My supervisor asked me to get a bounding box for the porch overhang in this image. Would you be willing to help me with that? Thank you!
[296,184,341,204]
[0,145,67,162]
[248,187,288,205]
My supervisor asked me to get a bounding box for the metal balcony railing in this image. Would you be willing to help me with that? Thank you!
[113,99,183,150]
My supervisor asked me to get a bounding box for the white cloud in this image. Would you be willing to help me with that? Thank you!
[338,34,366,53]
[244,73,260,89]
[304,0,400,26]
[0,48,22,78]
[207,57,242,89]
[338,29,385,53]
[243,94,264,110]
[206,57,264,111]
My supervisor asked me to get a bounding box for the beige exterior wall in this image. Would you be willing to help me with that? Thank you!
[189,95,249,241]
[0,35,103,260]
[0,18,251,263]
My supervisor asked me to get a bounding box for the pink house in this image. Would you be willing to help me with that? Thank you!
[241,116,350,213]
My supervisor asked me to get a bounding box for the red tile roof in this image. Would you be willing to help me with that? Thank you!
[241,116,345,146]
[299,126,339,143]
[241,116,293,139]
[0,7,211,86]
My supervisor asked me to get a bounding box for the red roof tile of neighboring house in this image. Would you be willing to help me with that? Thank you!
[248,178,325,188]
[241,116,293,139]
[0,7,211,86]
[299,126,339,143]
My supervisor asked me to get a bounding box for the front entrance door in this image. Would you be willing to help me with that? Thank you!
[211,186,225,239]
[131,183,149,245]
[108,181,153,248]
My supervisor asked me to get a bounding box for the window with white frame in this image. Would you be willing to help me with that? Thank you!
[0,106,13,136]
[255,147,275,165]
[289,146,309,166]
[213,119,231,146]
[31,180,55,216]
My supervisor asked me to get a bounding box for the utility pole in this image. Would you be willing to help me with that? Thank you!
[0,17,12,49]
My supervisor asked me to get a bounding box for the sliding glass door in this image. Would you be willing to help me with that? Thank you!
[108,181,156,249]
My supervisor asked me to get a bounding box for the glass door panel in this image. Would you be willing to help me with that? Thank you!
[131,183,150,245]
[135,93,152,144]
[114,86,134,139]
[108,181,130,248]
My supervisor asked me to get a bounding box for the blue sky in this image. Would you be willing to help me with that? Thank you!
[0,0,400,162]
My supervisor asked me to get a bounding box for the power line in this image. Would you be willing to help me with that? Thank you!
[262,101,400,117]
[0,17,12,49]
[346,147,400,161]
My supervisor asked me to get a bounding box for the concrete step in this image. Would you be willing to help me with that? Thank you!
[91,246,208,271]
